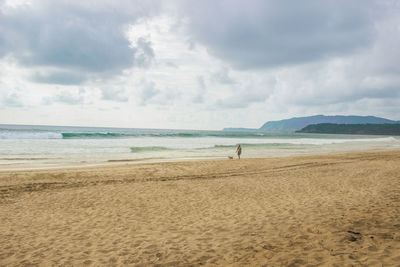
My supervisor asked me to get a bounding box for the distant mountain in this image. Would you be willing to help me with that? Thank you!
[297,123,400,135]
[258,115,399,133]
[223,115,399,133]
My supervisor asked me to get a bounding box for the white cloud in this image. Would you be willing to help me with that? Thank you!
[41,88,86,105]
[1,92,24,107]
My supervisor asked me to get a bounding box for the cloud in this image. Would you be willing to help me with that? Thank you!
[165,62,178,68]
[138,79,181,106]
[181,0,377,69]
[133,37,155,68]
[100,87,128,102]
[263,59,400,116]
[31,71,87,85]
[1,92,23,107]
[175,0,400,115]
[197,75,206,90]
[1,0,400,129]
[42,88,85,105]
[211,67,235,84]
[139,80,160,105]
[0,0,159,84]
[215,82,273,109]
[192,75,206,103]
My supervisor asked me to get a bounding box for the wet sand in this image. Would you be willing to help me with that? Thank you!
[1,150,400,266]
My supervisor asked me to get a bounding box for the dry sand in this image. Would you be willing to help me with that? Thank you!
[1,150,400,266]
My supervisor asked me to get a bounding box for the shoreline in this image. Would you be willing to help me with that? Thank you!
[1,145,400,172]
[1,149,400,265]
[1,133,399,172]
[0,147,399,173]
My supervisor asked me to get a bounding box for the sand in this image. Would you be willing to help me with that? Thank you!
[1,150,400,266]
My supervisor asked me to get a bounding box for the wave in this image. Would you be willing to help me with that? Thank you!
[58,132,400,140]
[212,138,398,148]
[130,146,171,153]
[60,132,272,139]
[128,144,298,153]
[0,131,62,139]
[213,143,302,149]
[2,125,399,142]
[61,132,130,139]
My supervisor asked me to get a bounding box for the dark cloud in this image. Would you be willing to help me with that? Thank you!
[182,0,377,69]
[0,0,159,84]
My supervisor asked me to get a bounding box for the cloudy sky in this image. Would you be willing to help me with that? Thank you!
[1,0,399,129]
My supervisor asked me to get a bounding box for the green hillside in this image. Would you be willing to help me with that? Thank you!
[297,123,400,135]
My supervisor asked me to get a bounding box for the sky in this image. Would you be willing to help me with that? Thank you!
[0,0,399,130]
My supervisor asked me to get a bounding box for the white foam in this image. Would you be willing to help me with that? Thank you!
[0,131,62,139]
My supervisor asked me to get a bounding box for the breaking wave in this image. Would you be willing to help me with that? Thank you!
[130,146,171,153]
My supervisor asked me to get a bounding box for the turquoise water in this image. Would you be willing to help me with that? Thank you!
[1,124,399,170]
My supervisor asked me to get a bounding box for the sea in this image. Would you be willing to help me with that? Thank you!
[1,124,400,170]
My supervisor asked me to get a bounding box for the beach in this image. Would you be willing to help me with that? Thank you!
[1,150,400,266]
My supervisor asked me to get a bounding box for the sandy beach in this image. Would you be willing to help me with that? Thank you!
[1,150,400,266]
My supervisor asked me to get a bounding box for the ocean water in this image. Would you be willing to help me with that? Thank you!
[1,124,400,170]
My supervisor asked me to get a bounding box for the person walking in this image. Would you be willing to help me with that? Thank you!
[236,144,242,159]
